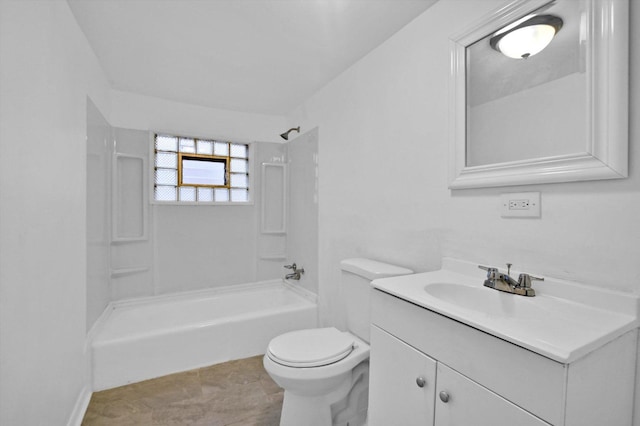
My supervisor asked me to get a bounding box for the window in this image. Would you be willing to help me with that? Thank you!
[153,134,249,203]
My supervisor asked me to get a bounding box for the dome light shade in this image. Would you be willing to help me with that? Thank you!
[490,15,563,59]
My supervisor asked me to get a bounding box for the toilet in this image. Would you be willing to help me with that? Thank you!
[263,258,413,426]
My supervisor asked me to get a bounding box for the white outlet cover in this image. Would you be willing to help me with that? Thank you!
[500,192,541,218]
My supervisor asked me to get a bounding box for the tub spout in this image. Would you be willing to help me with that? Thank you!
[284,263,304,280]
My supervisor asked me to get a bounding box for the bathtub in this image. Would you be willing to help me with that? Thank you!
[91,280,317,390]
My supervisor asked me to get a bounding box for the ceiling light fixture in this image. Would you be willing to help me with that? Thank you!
[490,14,563,59]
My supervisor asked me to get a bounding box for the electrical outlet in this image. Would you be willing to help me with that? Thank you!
[509,199,530,210]
[501,192,541,218]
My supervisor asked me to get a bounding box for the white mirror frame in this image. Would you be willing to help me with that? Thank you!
[449,0,628,189]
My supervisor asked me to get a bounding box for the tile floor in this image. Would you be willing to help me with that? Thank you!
[82,355,283,426]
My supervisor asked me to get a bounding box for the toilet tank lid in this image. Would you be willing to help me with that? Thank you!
[340,258,413,280]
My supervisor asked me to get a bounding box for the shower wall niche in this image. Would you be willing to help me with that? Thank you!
[256,142,288,280]
[109,128,153,300]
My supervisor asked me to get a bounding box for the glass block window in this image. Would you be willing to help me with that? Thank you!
[154,134,250,203]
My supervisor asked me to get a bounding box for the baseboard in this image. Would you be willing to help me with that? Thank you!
[67,385,92,426]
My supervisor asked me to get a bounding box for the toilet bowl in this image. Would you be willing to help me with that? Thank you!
[264,327,370,426]
[263,258,413,426]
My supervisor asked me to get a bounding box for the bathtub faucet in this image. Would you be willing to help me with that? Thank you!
[284,263,305,280]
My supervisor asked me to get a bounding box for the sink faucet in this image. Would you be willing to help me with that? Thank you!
[478,264,543,297]
[284,263,305,280]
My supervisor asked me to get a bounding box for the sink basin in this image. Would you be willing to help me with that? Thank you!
[423,282,548,320]
[424,282,521,314]
[372,259,639,363]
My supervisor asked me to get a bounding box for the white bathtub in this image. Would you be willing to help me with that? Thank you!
[91,280,317,390]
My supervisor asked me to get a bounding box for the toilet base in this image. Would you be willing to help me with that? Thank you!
[278,361,369,426]
[280,394,333,426]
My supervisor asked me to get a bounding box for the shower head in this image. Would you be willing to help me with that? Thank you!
[280,127,300,140]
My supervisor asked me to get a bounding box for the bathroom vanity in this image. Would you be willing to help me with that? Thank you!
[368,259,639,426]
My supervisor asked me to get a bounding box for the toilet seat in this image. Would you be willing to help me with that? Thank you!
[267,327,355,368]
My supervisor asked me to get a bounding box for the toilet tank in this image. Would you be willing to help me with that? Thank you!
[340,258,413,343]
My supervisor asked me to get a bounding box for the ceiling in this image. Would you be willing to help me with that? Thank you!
[68,0,437,115]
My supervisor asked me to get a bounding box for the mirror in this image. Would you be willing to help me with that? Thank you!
[449,0,628,189]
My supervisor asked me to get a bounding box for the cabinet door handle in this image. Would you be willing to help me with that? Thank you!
[439,391,450,403]
[415,377,426,388]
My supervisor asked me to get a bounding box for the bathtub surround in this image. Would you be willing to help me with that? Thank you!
[83,94,318,316]
[103,91,296,301]
[285,128,319,294]
[98,128,318,299]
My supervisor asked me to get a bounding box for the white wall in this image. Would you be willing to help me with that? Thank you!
[288,0,640,331]
[0,1,111,424]
[110,89,286,144]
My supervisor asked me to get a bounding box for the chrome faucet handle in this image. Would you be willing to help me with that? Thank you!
[284,263,297,270]
[478,265,498,278]
[518,273,544,288]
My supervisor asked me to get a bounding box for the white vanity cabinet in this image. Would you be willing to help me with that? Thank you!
[434,362,549,426]
[369,325,549,426]
[369,288,638,426]
[369,325,437,426]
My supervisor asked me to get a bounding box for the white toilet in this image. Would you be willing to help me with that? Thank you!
[263,258,413,426]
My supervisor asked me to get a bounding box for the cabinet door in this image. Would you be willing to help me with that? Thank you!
[369,325,437,426]
[435,363,550,426]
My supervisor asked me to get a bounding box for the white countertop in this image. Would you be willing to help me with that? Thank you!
[372,258,639,363]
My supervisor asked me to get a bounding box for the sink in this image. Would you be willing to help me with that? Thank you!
[372,258,639,363]
[423,282,548,320]
[424,282,521,314]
